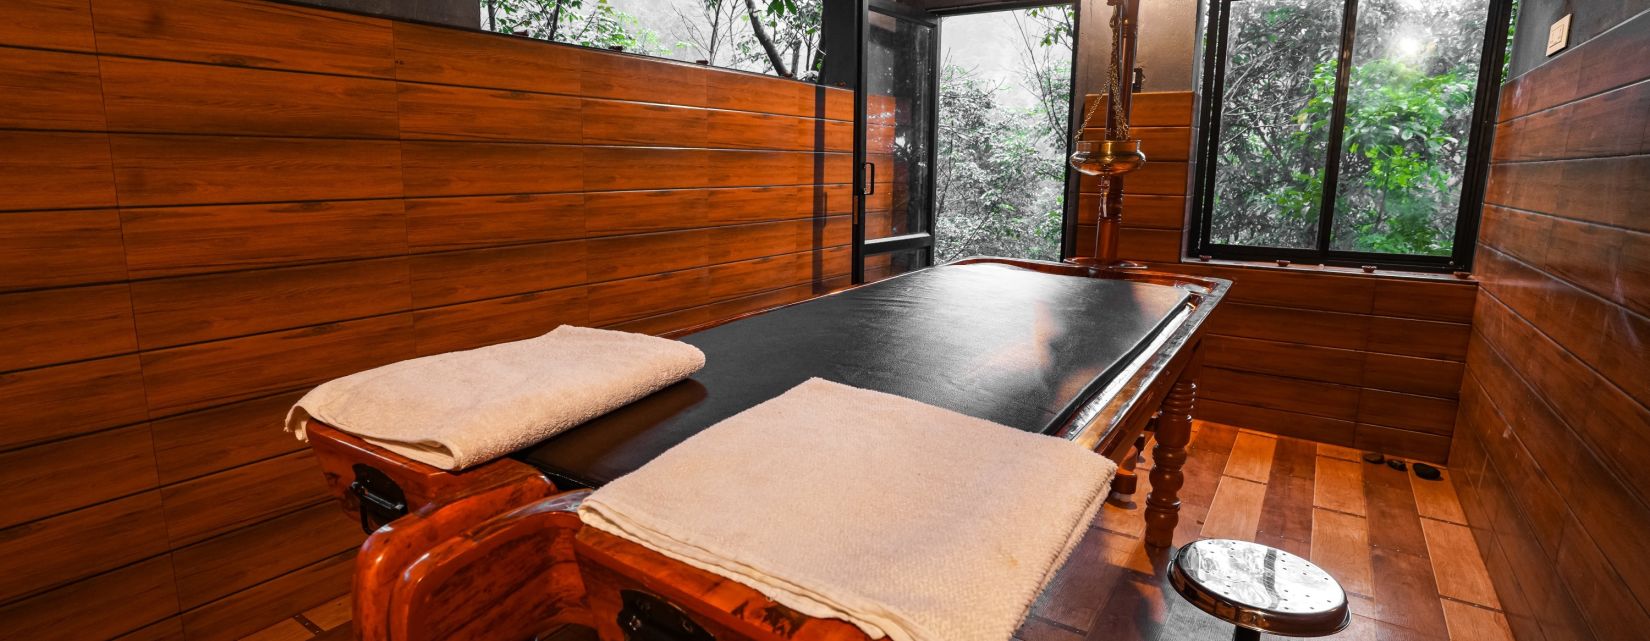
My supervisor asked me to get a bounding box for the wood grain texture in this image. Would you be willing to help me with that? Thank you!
[0,555,179,641]
[409,241,587,307]
[150,391,308,485]
[171,502,361,609]
[0,490,169,603]
[0,284,138,371]
[406,193,583,251]
[0,424,159,529]
[179,551,355,641]
[99,57,399,138]
[0,131,116,212]
[130,258,411,348]
[401,141,580,197]
[120,200,410,278]
[111,135,402,206]
[1455,16,1650,641]
[0,356,150,450]
[392,22,578,94]
[0,209,128,291]
[0,0,95,51]
[0,46,105,130]
[159,451,331,548]
[412,287,590,355]
[139,314,416,415]
[92,0,395,77]
[8,2,874,637]
[399,83,581,143]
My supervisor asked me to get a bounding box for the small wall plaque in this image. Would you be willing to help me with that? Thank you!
[1547,14,1572,56]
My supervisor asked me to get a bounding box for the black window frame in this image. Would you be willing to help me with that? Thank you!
[1189,0,1516,273]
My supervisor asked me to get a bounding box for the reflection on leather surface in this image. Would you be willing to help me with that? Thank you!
[516,263,1191,487]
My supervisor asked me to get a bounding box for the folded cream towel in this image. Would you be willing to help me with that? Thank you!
[579,378,1116,641]
[285,326,705,470]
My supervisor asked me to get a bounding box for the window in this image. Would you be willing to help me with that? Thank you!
[480,0,824,80]
[1191,0,1514,271]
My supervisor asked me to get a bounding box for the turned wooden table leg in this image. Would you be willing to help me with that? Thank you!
[1145,351,1200,548]
[1108,432,1149,503]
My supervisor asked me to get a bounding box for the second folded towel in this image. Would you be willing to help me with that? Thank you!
[580,378,1117,641]
[285,325,706,470]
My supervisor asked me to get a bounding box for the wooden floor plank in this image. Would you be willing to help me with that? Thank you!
[1314,457,1368,516]
[1310,508,1374,597]
[1440,600,1515,641]
[1411,470,1468,525]
[1421,519,1502,609]
[301,595,350,632]
[1368,546,1450,638]
[1362,462,1428,557]
[238,618,314,641]
[1223,431,1278,483]
[1201,477,1268,541]
[1318,443,1364,462]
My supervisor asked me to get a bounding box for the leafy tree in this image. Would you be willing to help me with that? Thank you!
[933,7,1073,263]
[488,0,668,54]
[1209,0,1495,256]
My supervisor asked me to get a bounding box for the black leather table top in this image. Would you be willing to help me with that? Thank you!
[515,262,1192,488]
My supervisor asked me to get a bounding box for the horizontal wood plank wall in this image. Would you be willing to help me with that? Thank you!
[0,1,852,639]
[1077,91,1476,461]
[1150,263,1474,463]
[1450,9,1650,641]
[1075,91,1193,263]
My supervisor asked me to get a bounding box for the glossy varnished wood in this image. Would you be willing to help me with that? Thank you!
[1450,10,1650,641]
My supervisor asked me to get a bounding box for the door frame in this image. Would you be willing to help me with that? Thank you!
[851,0,943,283]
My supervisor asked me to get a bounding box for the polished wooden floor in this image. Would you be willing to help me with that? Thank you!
[240,422,1508,641]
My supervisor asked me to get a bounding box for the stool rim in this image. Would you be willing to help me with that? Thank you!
[1168,539,1352,637]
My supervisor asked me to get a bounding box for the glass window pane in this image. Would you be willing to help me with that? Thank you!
[1328,0,1492,255]
[481,0,822,80]
[932,7,1073,263]
[865,10,935,241]
[864,248,926,283]
[1208,0,1347,249]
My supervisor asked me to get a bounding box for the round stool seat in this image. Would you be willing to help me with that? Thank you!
[1168,539,1350,639]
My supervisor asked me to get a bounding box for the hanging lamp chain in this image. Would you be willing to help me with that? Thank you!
[1074,0,1131,142]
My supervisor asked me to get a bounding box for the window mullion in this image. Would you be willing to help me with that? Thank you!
[1314,0,1361,257]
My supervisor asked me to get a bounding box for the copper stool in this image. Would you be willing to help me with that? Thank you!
[1168,539,1350,640]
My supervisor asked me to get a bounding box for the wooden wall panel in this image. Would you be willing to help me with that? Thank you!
[99,58,400,138]
[0,491,169,603]
[1153,263,1473,462]
[1453,10,1650,641]
[91,0,396,77]
[0,47,105,130]
[0,209,128,291]
[0,1,855,639]
[110,135,403,206]
[0,131,117,211]
[0,425,159,529]
[1075,90,1477,460]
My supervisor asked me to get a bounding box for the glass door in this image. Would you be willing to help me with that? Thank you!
[854,0,939,283]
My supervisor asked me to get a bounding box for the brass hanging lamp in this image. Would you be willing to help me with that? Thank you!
[1068,0,1146,270]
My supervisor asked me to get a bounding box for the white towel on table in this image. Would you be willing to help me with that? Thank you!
[579,378,1116,641]
[285,325,705,470]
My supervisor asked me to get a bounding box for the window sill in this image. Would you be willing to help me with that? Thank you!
[1162,257,1478,285]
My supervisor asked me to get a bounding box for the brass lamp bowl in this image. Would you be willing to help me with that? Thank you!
[1069,139,1147,177]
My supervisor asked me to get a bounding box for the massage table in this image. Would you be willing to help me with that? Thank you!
[300,257,1228,641]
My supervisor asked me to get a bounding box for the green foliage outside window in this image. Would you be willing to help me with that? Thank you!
[1208,0,1498,257]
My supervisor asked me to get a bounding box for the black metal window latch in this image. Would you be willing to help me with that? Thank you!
[618,590,715,641]
[348,464,408,534]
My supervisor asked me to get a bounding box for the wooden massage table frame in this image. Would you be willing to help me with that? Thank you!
[303,257,1228,641]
